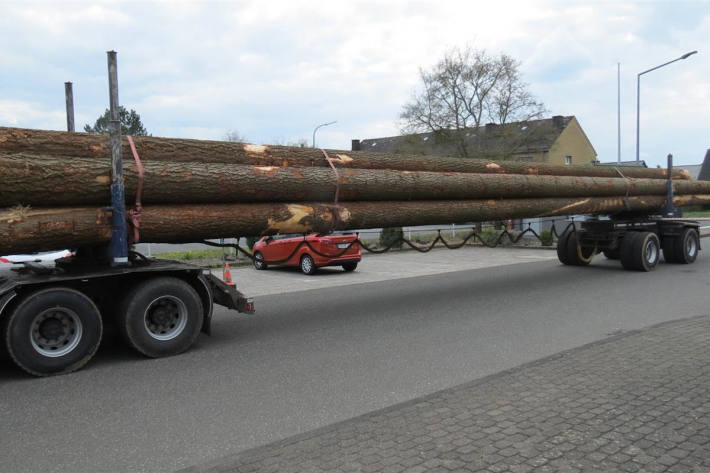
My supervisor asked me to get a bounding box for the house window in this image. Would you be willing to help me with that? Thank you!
[518,156,533,162]
[565,155,572,165]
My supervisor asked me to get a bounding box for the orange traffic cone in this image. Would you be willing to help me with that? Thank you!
[223,263,235,286]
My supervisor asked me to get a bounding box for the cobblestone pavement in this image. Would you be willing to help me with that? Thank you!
[182,316,710,473]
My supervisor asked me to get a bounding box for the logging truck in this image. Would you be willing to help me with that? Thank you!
[0,52,702,377]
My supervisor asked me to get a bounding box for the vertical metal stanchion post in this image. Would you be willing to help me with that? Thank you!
[665,153,676,217]
[107,51,128,266]
[64,82,75,132]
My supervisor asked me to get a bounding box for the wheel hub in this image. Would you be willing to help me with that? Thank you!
[144,296,188,341]
[30,308,83,357]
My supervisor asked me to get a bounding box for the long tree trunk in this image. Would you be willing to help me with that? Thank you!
[3,195,709,254]
[3,153,708,207]
[0,126,691,180]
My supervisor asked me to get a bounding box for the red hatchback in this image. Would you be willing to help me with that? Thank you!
[252,232,361,274]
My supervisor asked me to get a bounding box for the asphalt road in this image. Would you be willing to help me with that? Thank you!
[2,252,710,473]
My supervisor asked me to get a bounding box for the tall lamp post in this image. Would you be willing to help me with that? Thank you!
[635,50,697,163]
[312,120,337,148]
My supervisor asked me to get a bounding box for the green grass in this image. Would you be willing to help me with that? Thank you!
[680,210,710,218]
[154,248,237,260]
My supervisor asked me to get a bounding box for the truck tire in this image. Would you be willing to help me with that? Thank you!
[622,231,660,271]
[565,231,595,266]
[3,287,102,376]
[556,229,572,265]
[673,227,699,264]
[620,232,639,270]
[118,277,203,358]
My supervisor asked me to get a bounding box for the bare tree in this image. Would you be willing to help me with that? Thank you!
[400,46,546,158]
[224,130,247,142]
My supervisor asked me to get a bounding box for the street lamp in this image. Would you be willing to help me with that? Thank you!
[312,120,337,148]
[635,50,697,162]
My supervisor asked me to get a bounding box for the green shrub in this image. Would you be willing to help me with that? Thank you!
[478,229,499,245]
[539,230,553,246]
[380,227,404,249]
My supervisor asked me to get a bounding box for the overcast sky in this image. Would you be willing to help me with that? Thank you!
[1,0,707,167]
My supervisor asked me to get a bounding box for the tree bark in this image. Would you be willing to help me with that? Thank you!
[3,153,708,207]
[0,126,691,180]
[3,195,709,254]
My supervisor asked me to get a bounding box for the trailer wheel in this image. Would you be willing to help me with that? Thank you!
[565,231,595,266]
[300,254,317,275]
[119,277,203,358]
[620,232,639,270]
[3,288,102,376]
[622,231,660,271]
[674,227,699,264]
[556,229,573,265]
[253,251,268,270]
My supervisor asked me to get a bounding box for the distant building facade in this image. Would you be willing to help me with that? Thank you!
[352,115,597,166]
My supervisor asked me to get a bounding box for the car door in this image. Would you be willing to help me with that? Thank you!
[263,234,302,265]
[277,234,305,266]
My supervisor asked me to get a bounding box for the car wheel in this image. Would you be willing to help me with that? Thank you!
[300,254,317,275]
[119,277,203,358]
[3,287,103,376]
[253,251,268,270]
[342,261,358,272]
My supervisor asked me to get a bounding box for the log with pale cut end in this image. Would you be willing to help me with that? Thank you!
[2,153,709,207]
[3,195,710,255]
[0,126,692,180]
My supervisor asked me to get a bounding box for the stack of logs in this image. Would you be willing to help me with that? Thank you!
[1,126,709,254]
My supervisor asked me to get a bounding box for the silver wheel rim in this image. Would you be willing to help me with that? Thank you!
[302,256,313,273]
[646,241,658,264]
[254,253,264,269]
[30,308,83,357]
[143,296,188,341]
[687,235,697,258]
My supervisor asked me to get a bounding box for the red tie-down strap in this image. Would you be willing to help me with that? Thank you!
[321,149,341,232]
[126,135,144,244]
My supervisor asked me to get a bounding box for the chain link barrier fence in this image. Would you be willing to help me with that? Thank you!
[199,217,581,265]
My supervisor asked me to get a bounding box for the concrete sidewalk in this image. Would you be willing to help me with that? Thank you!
[181,316,710,473]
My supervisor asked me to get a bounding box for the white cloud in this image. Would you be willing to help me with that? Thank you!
[0,0,707,166]
[0,100,65,129]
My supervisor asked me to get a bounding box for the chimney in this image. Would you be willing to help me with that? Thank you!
[552,115,565,129]
[351,139,361,151]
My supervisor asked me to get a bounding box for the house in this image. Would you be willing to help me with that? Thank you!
[352,115,597,166]
[695,150,710,180]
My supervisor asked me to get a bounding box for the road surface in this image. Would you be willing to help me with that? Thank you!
[1,248,708,473]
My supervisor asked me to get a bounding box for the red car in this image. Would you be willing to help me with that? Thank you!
[252,232,361,274]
